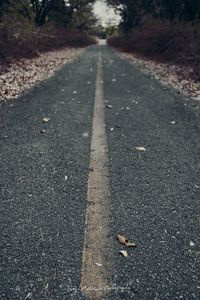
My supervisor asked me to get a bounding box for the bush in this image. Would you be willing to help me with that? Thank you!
[0,19,97,65]
[107,23,200,81]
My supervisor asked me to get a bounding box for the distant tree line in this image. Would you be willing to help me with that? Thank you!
[0,0,97,63]
[106,0,200,32]
[0,0,97,31]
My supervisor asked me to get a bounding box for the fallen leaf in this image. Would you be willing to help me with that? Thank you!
[135,146,146,152]
[42,117,50,123]
[119,250,128,257]
[82,132,89,138]
[117,234,137,247]
[117,234,128,245]
[126,241,137,247]
[190,241,195,247]
[95,262,102,267]
[25,292,32,300]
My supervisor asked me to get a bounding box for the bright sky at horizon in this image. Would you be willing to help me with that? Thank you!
[93,0,121,26]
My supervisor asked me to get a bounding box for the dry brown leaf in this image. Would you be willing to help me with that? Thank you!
[126,241,137,247]
[42,117,50,123]
[135,146,146,151]
[119,250,128,257]
[117,234,128,245]
[117,234,137,247]
[95,262,102,267]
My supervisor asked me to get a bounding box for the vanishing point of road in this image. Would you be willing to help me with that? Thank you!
[0,44,199,300]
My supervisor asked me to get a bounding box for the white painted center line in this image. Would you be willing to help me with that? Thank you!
[80,51,113,299]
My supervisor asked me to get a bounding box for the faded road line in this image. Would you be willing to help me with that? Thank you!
[80,51,113,299]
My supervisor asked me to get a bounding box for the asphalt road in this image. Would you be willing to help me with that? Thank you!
[0,45,199,300]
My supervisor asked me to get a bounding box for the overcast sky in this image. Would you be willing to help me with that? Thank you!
[93,0,121,26]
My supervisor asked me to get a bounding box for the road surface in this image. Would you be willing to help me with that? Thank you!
[0,45,199,299]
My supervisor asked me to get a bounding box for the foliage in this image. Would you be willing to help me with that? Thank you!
[107,22,200,81]
[104,24,118,36]
[106,0,200,32]
[0,0,97,64]
[0,0,97,28]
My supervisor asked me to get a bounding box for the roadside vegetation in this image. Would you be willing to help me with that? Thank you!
[106,0,200,82]
[0,0,97,66]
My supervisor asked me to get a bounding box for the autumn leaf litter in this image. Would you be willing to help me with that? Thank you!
[0,48,83,101]
[121,53,200,101]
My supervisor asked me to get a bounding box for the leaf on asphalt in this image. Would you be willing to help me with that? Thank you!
[190,241,195,247]
[135,146,146,151]
[119,250,128,257]
[82,132,89,138]
[126,241,137,247]
[42,117,50,123]
[25,292,33,300]
[117,234,127,245]
[95,262,102,267]
[117,234,137,247]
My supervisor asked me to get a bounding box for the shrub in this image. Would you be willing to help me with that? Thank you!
[0,16,97,66]
[107,22,200,81]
